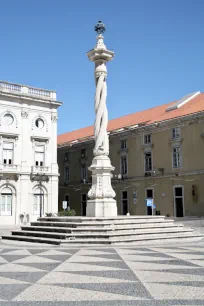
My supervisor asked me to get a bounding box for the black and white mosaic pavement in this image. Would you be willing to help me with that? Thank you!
[0,242,204,305]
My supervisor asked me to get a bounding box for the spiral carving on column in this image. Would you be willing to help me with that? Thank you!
[93,74,109,156]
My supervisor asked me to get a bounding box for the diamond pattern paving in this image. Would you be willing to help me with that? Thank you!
[51,281,153,298]
[0,254,31,263]
[0,271,47,283]
[0,242,202,305]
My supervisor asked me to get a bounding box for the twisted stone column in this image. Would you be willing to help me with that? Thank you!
[94,66,109,156]
[86,24,117,217]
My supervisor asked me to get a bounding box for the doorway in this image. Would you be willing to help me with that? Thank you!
[81,193,87,216]
[0,187,12,216]
[146,188,154,215]
[121,191,128,215]
[64,195,70,210]
[174,186,184,217]
[33,187,44,216]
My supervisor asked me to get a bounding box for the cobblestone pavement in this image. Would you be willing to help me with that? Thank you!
[0,240,203,305]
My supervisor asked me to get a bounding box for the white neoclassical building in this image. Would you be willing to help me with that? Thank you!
[0,81,62,225]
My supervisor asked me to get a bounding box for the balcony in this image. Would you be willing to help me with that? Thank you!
[0,165,20,181]
[169,137,183,144]
[0,81,56,101]
[31,166,49,174]
[0,164,19,173]
[118,148,129,154]
[142,143,154,149]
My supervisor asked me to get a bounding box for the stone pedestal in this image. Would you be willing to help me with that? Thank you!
[86,199,117,217]
[87,155,117,217]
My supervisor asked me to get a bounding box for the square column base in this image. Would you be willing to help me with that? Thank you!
[86,199,117,217]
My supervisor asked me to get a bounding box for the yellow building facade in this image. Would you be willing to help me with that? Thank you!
[58,93,204,217]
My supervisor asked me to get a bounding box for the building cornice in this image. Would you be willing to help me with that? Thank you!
[0,91,63,107]
[0,132,19,139]
[116,168,204,182]
[59,168,204,189]
[31,136,50,142]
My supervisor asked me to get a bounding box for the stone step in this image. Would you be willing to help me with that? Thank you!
[12,230,67,240]
[3,231,202,246]
[21,223,184,234]
[38,216,166,223]
[31,219,173,228]
[1,235,61,245]
[3,230,203,246]
[2,215,202,246]
[61,232,204,245]
[11,227,193,240]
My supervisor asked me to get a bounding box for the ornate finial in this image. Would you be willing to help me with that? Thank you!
[94,21,106,35]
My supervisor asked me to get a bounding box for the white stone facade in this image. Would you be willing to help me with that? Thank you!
[0,81,62,225]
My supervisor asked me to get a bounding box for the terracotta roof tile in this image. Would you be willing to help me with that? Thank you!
[58,93,204,146]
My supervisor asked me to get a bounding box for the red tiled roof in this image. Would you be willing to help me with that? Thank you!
[58,93,204,146]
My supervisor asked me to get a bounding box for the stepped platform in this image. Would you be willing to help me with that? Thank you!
[2,216,203,245]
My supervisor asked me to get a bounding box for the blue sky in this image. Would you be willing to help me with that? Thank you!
[0,0,204,135]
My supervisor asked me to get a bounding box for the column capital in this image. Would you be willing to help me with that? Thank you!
[51,114,58,123]
[21,110,28,119]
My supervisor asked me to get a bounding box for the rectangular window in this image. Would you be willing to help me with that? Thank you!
[81,193,87,216]
[65,195,70,206]
[33,195,42,215]
[144,134,151,144]
[3,142,13,165]
[120,139,127,150]
[64,152,69,162]
[7,195,12,213]
[121,191,128,215]
[35,145,45,167]
[0,194,12,216]
[145,152,152,172]
[1,196,5,213]
[173,146,181,168]
[172,127,180,139]
[146,189,153,198]
[81,164,87,181]
[121,155,127,175]
[175,187,183,197]
[81,149,86,158]
[64,166,70,182]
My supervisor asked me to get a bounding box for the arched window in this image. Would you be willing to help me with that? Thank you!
[33,187,44,216]
[0,187,12,216]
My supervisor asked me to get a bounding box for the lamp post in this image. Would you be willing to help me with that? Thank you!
[117,174,122,181]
